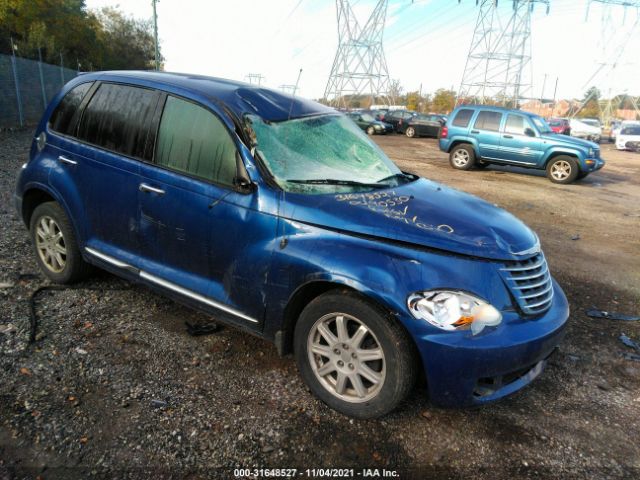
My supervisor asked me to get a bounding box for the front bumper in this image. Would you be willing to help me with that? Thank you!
[585,157,605,172]
[413,279,569,407]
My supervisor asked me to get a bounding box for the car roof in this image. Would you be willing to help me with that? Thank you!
[454,104,538,117]
[71,70,335,123]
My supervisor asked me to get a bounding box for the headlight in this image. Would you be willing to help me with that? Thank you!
[374,124,382,130]
[407,290,502,335]
[588,148,595,157]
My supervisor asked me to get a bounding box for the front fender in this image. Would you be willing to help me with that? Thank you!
[542,147,586,167]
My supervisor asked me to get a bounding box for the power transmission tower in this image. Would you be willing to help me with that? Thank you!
[245,73,265,85]
[458,0,550,107]
[583,1,640,125]
[324,0,393,108]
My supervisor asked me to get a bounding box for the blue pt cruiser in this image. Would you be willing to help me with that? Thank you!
[15,72,569,418]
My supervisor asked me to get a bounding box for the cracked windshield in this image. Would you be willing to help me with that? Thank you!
[248,114,407,194]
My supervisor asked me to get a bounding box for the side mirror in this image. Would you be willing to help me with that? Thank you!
[524,128,536,137]
[234,152,255,193]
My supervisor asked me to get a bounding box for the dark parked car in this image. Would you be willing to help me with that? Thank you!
[382,110,416,132]
[401,114,446,138]
[347,112,393,135]
[362,109,387,121]
[15,72,569,418]
[548,118,571,135]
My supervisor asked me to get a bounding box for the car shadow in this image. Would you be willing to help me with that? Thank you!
[479,164,627,186]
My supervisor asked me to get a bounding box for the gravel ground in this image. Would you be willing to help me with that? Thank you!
[1,129,639,480]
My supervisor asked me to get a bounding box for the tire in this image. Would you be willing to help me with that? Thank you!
[294,290,417,419]
[449,144,476,170]
[546,156,579,184]
[366,126,375,135]
[29,202,92,284]
[405,127,416,138]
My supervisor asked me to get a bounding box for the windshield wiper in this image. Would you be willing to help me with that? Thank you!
[286,178,388,189]
[376,172,417,184]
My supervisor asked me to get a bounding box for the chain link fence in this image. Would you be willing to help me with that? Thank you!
[0,53,78,129]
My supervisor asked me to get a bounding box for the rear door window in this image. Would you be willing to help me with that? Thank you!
[473,111,502,131]
[77,83,158,160]
[155,96,237,187]
[452,109,474,127]
[48,82,94,136]
[504,114,527,135]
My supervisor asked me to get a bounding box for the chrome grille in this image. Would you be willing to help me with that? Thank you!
[500,253,553,315]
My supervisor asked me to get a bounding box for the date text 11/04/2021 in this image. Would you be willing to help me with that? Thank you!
[233,468,399,478]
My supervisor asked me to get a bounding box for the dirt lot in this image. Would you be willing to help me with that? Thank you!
[1,129,639,479]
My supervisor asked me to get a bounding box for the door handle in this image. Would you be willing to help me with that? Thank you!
[503,134,514,139]
[58,155,77,165]
[470,130,479,134]
[139,183,165,195]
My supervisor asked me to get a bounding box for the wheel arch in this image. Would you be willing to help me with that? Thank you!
[544,150,581,170]
[278,280,421,373]
[21,186,85,249]
[447,138,477,154]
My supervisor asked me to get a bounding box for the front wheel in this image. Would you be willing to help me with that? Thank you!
[294,291,417,418]
[366,126,375,135]
[546,156,579,184]
[405,127,416,138]
[449,144,476,170]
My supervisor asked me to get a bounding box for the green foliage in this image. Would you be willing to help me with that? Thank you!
[577,86,601,118]
[0,0,160,70]
[431,89,456,114]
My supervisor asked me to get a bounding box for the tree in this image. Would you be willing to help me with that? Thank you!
[577,86,601,118]
[431,89,456,114]
[388,79,403,103]
[0,1,160,70]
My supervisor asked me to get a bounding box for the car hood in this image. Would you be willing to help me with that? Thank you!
[540,133,597,150]
[281,178,539,261]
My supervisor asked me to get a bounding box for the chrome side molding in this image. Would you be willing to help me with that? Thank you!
[85,247,258,324]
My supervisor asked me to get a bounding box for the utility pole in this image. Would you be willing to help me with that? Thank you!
[324,0,393,108]
[152,0,160,71]
[457,0,550,107]
[279,84,299,95]
[245,73,265,85]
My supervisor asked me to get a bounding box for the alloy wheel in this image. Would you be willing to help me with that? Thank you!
[35,216,67,273]
[452,149,470,167]
[406,127,415,138]
[550,160,571,181]
[307,313,386,403]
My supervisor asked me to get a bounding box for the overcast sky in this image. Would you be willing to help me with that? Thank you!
[85,0,640,101]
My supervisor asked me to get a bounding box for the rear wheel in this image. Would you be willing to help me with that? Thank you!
[546,156,579,184]
[405,127,416,138]
[294,291,417,418]
[449,144,476,170]
[29,202,92,284]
